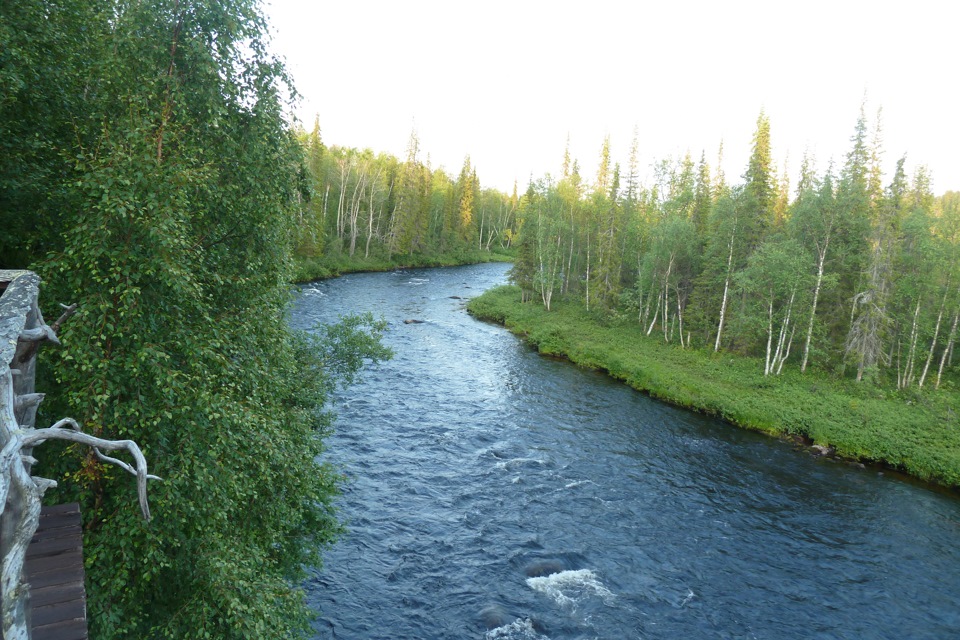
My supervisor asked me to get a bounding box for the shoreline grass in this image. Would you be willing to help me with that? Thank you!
[468,285,960,491]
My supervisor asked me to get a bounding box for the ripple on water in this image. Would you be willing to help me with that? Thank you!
[295,264,960,640]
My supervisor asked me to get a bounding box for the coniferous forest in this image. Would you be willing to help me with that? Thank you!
[2,0,959,637]
[296,108,960,392]
[504,112,959,391]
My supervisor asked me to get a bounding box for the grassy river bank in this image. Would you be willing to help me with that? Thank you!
[468,285,960,491]
[293,249,514,283]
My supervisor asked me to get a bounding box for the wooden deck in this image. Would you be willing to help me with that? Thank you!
[24,503,88,640]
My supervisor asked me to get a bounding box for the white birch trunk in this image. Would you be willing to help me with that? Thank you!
[919,289,948,388]
[936,303,959,390]
[646,294,660,336]
[764,294,775,376]
[904,298,922,387]
[676,288,685,349]
[801,249,826,372]
[714,229,736,352]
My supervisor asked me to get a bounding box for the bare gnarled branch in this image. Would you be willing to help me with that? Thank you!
[23,419,160,520]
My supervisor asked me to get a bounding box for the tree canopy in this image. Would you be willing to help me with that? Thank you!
[2,0,388,637]
[510,110,960,390]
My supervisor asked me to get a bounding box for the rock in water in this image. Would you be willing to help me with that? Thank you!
[478,605,510,629]
[523,559,565,577]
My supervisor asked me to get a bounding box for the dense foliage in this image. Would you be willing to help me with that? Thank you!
[509,111,960,391]
[290,122,517,281]
[1,1,387,637]
[469,286,960,487]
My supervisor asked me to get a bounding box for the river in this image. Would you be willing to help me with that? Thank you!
[290,263,960,640]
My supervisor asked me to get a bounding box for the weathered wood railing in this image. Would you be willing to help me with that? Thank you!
[0,270,156,640]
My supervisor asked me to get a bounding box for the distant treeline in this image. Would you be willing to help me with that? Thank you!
[508,111,959,390]
[292,120,518,265]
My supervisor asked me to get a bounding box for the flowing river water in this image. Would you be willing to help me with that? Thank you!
[290,263,960,640]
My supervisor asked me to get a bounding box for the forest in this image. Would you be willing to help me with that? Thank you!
[290,119,517,281]
[1,1,389,637]
[294,105,959,391]
[2,0,958,637]
[502,112,959,390]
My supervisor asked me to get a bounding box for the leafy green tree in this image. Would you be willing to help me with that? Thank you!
[736,238,814,374]
[0,0,104,267]
[833,105,875,340]
[293,116,328,257]
[692,188,752,351]
[933,192,960,389]
[533,179,567,311]
[1,1,395,637]
[789,163,840,372]
[389,128,430,255]
[637,215,699,346]
[456,155,477,245]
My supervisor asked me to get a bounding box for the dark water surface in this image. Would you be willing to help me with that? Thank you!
[290,263,960,640]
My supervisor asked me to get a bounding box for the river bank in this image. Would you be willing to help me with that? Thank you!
[293,249,514,283]
[467,285,960,491]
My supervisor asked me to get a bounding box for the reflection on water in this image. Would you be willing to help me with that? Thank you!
[291,263,960,640]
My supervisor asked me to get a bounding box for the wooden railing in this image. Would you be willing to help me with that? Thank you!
[0,270,156,640]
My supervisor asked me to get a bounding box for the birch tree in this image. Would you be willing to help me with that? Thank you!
[790,164,839,372]
[737,239,814,375]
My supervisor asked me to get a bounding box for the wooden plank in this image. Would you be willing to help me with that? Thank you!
[31,618,88,640]
[32,513,81,534]
[24,550,84,580]
[27,563,84,590]
[35,503,81,518]
[30,581,85,608]
[25,534,83,559]
[31,598,85,628]
[23,503,87,639]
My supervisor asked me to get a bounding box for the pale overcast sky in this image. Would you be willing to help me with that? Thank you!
[265,0,959,195]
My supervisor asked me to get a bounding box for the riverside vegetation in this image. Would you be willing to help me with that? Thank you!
[1,1,396,638]
[468,286,960,488]
[3,0,958,637]
[468,111,960,490]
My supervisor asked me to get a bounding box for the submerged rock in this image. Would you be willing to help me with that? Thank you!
[478,604,511,630]
[523,559,565,578]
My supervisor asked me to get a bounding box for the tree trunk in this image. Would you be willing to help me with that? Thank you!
[676,288,685,349]
[801,249,826,372]
[936,300,959,390]
[662,257,674,343]
[919,287,949,388]
[714,229,736,352]
[646,293,660,336]
[904,298,922,387]
[764,294,775,376]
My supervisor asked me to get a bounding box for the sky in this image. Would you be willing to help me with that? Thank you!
[265,0,959,195]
